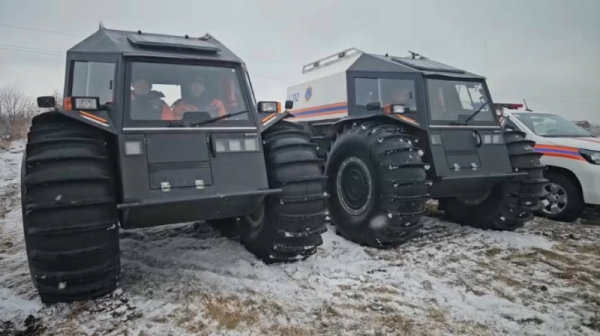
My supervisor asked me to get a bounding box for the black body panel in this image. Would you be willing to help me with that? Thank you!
[118,189,278,228]
[117,130,270,227]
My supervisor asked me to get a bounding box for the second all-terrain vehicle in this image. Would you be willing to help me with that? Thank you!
[22,27,327,303]
[284,48,547,247]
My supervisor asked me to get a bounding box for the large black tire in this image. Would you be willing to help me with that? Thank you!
[539,171,585,222]
[325,121,429,248]
[240,121,327,263]
[442,130,546,230]
[21,112,120,303]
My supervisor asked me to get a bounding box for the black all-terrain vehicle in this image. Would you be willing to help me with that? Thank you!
[285,48,547,247]
[21,27,327,303]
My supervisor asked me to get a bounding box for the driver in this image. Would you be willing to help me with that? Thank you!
[172,73,226,120]
[130,75,174,120]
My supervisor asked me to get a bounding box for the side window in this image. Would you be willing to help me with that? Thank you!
[71,61,115,104]
[355,78,379,106]
[355,78,417,110]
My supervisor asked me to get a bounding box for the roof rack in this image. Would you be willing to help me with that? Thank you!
[302,48,362,74]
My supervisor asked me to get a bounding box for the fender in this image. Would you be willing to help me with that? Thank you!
[259,111,294,133]
[56,109,118,134]
[326,113,427,139]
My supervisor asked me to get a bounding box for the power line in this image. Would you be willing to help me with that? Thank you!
[0,43,63,55]
[0,23,83,37]
[0,23,305,65]
[0,46,62,56]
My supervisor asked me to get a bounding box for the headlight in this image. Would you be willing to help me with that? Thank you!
[579,149,600,165]
[215,138,260,153]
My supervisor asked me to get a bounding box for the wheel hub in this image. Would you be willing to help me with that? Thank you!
[542,182,567,215]
[336,157,372,216]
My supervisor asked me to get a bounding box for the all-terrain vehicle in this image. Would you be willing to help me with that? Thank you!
[285,48,547,247]
[21,27,327,303]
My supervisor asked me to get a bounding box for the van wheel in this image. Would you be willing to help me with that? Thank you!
[21,112,120,303]
[241,121,327,263]
[540,172,584,222]
[326,121,429,248]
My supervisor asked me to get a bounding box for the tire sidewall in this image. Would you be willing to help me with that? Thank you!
[326,131,380,230]
[542,173,583,221]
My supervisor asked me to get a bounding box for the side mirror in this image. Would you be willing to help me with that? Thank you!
[257,101,281,113]
[285,100,293,110]
[366,102,381,111]
[37,96,56,108]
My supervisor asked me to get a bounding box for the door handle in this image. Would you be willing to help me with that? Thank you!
[472,131,482,148]
[207,133,216,157]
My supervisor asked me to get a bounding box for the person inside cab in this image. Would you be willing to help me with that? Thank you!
[172,73,226,120]
[130,75,174,120]
[386,86,416,111]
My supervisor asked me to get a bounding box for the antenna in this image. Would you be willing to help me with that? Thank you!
[408,51,420,59]
[408,51,428,60]
[523,99,532,112]
[99,21,106,30]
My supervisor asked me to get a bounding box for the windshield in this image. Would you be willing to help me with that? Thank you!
[427,80,494,123]
[513,113,593,137]
[129,62,248,122]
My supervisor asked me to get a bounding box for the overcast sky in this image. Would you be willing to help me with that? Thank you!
[0,0,598,121]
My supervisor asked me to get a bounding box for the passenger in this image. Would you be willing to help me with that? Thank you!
[389,86,416,110]
[130,76,174,120]
[172,73,226,120]
[390,87,411,105]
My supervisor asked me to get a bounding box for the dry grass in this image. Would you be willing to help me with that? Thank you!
[200,294,259,330]
[0,139,11,151]
[532,248,577,265]
[0,184,20,220]
[378,313,416,335]
[484,247,503,258]
[576,243,600,256]
[427,306,448,324]
[262,325,313,336]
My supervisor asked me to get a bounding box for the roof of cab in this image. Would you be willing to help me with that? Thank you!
[301,48,484,80]
[350,53,484,79]
[67,28,244,64]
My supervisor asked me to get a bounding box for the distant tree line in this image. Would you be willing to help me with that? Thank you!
[0,86,61,146]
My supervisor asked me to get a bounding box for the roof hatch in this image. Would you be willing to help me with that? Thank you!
[127,34,221,53]
[391,57,465,74]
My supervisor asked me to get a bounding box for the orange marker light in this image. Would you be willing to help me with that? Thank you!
[63,97,73,111]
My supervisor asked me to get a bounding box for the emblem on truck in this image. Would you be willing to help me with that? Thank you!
[305,86,313,101]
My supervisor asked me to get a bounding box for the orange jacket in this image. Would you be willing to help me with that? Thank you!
[171,98,226,120]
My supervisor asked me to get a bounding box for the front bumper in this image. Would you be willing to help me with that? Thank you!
[578,164,600,206]
[117,189,281,228]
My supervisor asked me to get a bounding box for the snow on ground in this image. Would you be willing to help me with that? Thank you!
[1,142,600,336]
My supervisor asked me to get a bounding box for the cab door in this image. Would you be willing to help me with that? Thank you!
[425,78,513,178]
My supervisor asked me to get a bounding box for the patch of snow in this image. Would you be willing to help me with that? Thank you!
[369,215,388,229]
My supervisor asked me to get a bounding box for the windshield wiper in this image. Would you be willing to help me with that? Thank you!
[190,110,250,127]
[460,101,489,125]
[166,121,186,127]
